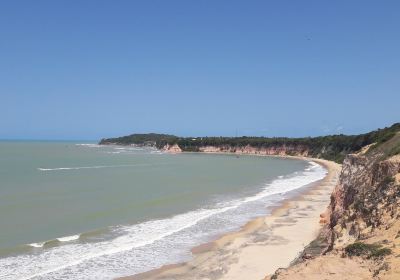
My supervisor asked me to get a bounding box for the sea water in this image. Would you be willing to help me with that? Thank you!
[0,141,326,279]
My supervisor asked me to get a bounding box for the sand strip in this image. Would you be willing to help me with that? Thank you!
[118,157,341,280]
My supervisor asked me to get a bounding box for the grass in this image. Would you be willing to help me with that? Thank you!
[387,145,400,157]
[345,242,392,259]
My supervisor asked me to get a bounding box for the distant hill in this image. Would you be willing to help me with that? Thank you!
[99,123,400,163]
[100,133,178,147]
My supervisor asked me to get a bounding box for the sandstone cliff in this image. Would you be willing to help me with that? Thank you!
[268,133,400,279]
[161,143,182,153]
[99,123,400,163]
[159,143,311,156]
[197,144,310,156]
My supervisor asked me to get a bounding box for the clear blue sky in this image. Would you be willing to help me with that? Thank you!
[0,1,399,140]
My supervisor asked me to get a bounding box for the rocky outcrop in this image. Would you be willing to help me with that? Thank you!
[327,154,400,247]
[161,143,182,153]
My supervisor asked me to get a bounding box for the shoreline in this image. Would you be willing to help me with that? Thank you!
[117,156,341,280]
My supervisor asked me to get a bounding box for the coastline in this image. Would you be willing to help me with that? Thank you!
[117,156,341,280]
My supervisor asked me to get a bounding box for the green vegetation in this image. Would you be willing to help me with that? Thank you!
[99,123,400,163]
[367,129,400,160]
[345,242,392,259]
[99,133,178,148]
[382,176,395,185]
[387,144,400,157]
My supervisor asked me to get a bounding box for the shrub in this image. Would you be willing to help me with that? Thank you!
[345,242,392,259]
[370,248,392,258]
[383,176,395,185]
[387,145,400,157]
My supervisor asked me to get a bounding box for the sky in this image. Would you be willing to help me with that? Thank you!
[0,1,399,140]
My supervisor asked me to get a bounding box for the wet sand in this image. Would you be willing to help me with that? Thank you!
[118,157,341,280]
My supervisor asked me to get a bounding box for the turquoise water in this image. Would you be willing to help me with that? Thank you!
[0,142,326,279]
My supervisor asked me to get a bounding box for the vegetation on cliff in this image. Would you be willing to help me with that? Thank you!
[100,123,400,163]
[100,133,178,147]
[269,127,400,279]
[345,242,392,259]
[329,132,400,239]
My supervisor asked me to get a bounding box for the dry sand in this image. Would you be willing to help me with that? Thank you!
[267,211,400,280]
[118,158,341,280]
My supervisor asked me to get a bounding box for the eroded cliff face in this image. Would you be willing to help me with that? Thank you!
[327,154,400,247]
[268,135,400,280]
[159,143,311,156]
[161,143,182,153]
[195,144,309,156]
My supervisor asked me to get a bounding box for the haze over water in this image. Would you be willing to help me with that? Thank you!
[0,142,326,279]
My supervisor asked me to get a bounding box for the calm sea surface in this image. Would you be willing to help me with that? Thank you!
[0,142,326,279]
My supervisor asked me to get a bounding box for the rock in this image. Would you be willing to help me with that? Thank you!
[162,143,182,153]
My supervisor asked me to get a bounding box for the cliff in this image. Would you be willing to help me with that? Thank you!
[197,144,310,156]
[161,143,182,153]
[99,125,400,279]
[99,123,400,163]
[268,132,400,279]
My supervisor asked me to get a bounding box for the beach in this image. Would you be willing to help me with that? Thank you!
[119,158,341,280]
[0,144,326,279]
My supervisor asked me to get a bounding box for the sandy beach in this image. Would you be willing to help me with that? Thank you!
[118,158,341,280]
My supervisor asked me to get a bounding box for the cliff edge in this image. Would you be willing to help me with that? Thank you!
[267,133,400,280]
[99,123,400,163]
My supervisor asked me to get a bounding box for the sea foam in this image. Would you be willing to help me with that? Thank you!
[28,242,45,248]
[57,235,80,242]
[1,161,326,280]
[37,163,163,171]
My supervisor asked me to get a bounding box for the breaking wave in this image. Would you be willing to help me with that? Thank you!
[38,163,160,171]
[2,161,326,280]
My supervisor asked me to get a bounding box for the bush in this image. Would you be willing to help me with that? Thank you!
[387,145,400,157]
[383,176,395,185]
[345,242,392,259]
[370,248,392,258]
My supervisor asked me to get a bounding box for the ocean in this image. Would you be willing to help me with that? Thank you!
[0,141,326,279]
